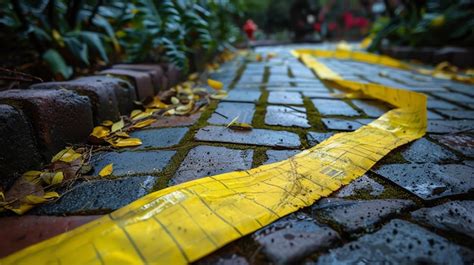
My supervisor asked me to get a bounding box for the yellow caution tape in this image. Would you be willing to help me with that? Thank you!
[1,50,427,264]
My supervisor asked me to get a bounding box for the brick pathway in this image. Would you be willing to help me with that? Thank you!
[1,44,473,264]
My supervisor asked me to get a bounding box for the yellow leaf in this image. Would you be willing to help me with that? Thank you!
[6,203,33,215]
[111,119,124,133]
[164,109,176,116]
[52,29,64,47]
[207,79,223,90]
[43,192,60,199]
[51,172,64,185]
[115,131,130,138]
[133,119,157,129]
[102,120,114,127]
[52,148,82,163]
[171,97,180,105]
[130,109,142,118]
[226,116,240,127]
[228,122,253,131]
[0,191,4,201]
[113,138,142,147]
[22,171,42,182]
[99,163,113,177]
[90,126,110,139]
[24,195,48,204]
[132,112,152,121]
[188,72,199,81]
[147,98,168,109]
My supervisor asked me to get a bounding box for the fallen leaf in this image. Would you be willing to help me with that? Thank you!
[112,138,142,147]
[229,122,253,131]
[188,72,199,81]
[115,131,130,138]
[101,120,113,127]
[130,109,142,118]
[5,203,33,215]
[207,79,223,90]
[51,172,64,185]
[133,119,157,129]
[22,171,42,183]
[90,126,110,139]
[132,111,152,121]
[51,148,82,163]
[226,116,240,128]
[147,97,168,109]
[99,163,113,177]
[0,191,4,201]
[171,96,180,105]
[111,119,124,133]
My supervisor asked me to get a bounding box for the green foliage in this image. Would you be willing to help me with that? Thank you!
[0,0,244,79]
[368,0,474,51]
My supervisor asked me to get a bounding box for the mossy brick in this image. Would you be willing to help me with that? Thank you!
[91,150,176,177]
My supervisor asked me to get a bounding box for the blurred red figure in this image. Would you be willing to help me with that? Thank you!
[243,19,257,40]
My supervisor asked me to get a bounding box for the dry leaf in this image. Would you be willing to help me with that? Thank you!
[207,79,223,90]
[111,119,124,133]
[147,97,168,109]
[228,122,253,131]
[188,72,199,81]
[99,163,113,177]
[132,111,152,121]
[90,126,110,139]
[51,148,82,163]
[22,171,42,183]
[0,191,4,202]
[130,109,142,118]
[171,96,180,105]
[112,138,142,147]
[133,119,157,129]
[115,131,130,138]
[101,120,114,127]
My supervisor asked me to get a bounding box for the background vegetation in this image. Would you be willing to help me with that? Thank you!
[0,0,248,80]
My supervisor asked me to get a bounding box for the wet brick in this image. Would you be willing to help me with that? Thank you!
[171,146,253,185]
[149,113,201,128]
[412,200,474,239]
[195,126,301,148]
[91,150,175,176]
[436,110,474,119]
[31,76,123,124]
[254,213,339,265]
[431,134,474,157]
[208,102,255,125]
[374,163,474,200]
[222,90,261,103]
[264,150,300,165]
[401,137,458,163]
[268,92,303,105]
[316,219,474,265]
[0,89,93,159]
[265,105,310,128]
[321,118,373,131]
[129,127,188,149]
[312,99,359,116]
[0,104,42,189]
[432,92,474,104]
[100,68,154,100]
[0,215,100,258]
[32,176,156,215]
[113,64,166,93]
[351,99,390,118]
[313,198,414,232]
[334,175,384,198]
[427,99,461,110]
[427,120,474,133]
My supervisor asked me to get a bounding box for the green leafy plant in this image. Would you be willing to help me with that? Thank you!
[368,0,474,51]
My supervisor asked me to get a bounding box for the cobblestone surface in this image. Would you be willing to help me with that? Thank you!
[2,44,474,262]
